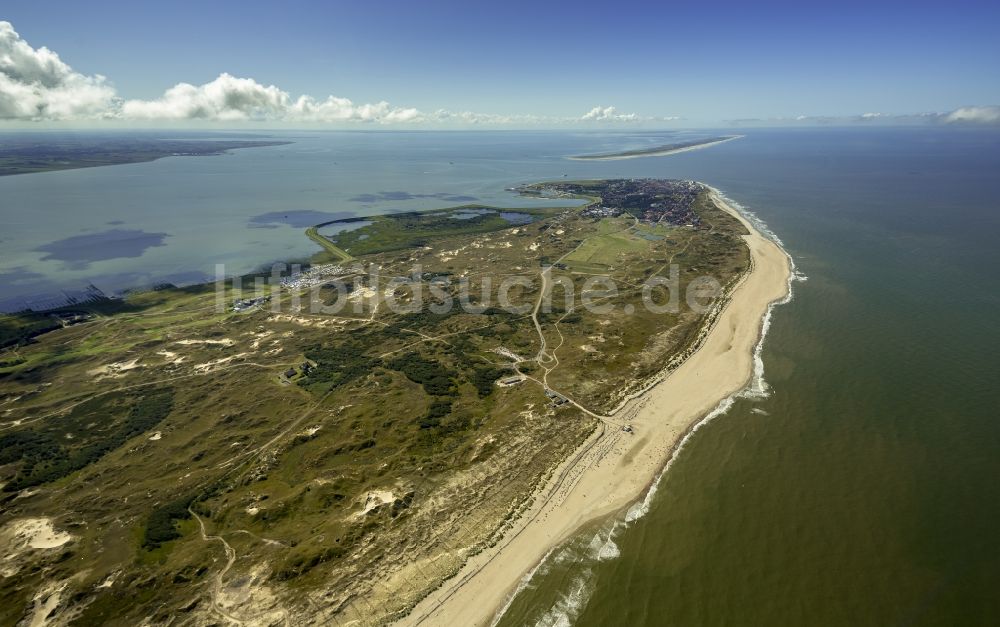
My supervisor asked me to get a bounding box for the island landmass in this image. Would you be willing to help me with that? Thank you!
[568,135,742,160]
[0,179,790,627]
[0,135,291,177]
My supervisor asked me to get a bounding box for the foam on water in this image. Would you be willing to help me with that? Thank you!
[532,572,595,627]
[626,395,736,522]
[532,523,622,627]
[710,186,805,401]
[588,523,623,562]
[491,546,562,626]
[492,521,622,627]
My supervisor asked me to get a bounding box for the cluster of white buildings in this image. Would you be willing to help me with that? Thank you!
[233,296,270,312]
[279,264,347,290]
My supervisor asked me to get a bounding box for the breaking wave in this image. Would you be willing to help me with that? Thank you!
[533,573,594,627]
[490,519,624,627]
[710,186,805,401]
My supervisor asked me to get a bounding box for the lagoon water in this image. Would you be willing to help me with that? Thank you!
[0,130,653,309]
[3,128,1000,624]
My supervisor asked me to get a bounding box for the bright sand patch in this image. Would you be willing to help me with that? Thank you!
[1,518,73,575]
[27,581,66,627]
[156,349,185,364]
[192,352,250,373]
[174,338,235,347]
[4,518,73,550]
[87,358,142,378]
[358,490,396,517]
[400,192,792,626]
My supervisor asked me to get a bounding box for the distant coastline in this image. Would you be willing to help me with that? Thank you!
[0,138,291,177]
[568,135,742,161]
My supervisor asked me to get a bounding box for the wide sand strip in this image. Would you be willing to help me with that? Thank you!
[400,192,793,627]
[567,136,743,161]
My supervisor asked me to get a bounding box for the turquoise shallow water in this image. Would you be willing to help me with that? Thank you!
[2,128,999,625]
[496,128,1000,627]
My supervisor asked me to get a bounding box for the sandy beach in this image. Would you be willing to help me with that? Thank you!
[567,135,743,161]
[400,192,793,627]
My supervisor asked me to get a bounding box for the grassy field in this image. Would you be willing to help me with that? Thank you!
[321,204,576,257]
[563,222,650,269]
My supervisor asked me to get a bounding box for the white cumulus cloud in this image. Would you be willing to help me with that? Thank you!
[293,96,421,123]
[123,73,422,123]
[0,21,118,120]
[430,109,549,125]
[122,74,287,121]
[581,105,639,122]
[942,105,1000,125]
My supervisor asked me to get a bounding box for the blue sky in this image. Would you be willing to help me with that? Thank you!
[2,0,1000,126]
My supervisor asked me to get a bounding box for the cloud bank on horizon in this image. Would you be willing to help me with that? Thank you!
[119,73,424,123]
[581,106,637,122]
[0,21,647,125]
[942,106,1000,125]
[727,106,1000,127]
[1,21,998,127]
